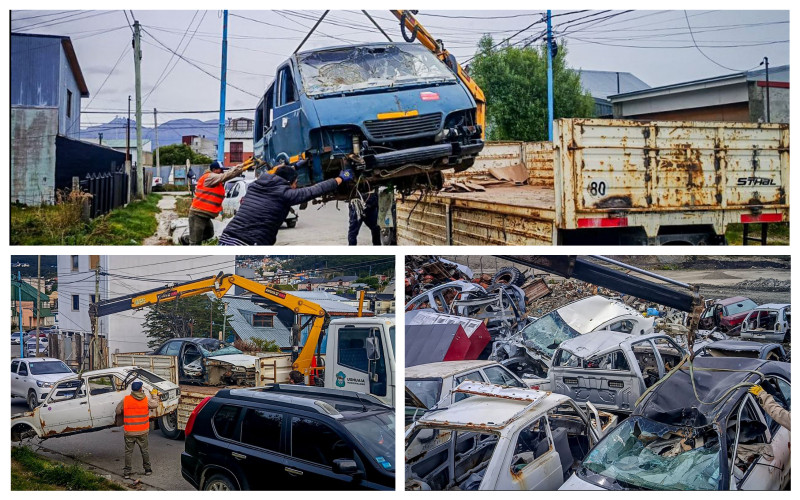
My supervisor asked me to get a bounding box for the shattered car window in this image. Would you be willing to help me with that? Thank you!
[582,416,721,490]
[298,44,456,96]
[519,311,581,358]
[406,379,442,409]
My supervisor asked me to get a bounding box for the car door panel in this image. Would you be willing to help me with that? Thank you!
[40,379,91,433]
[11,360,22,397]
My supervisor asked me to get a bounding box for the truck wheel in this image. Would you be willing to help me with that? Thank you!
[27,390,39,411]
[204,474,237,491]
[159,412,183,440]
[491,267,525,287]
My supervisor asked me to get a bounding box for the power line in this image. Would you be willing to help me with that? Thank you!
[462,16,548,64]
[144,10,205,105]
[684,10,762,72]
[84,41,131,110]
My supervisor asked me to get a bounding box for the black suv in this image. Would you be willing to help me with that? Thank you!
[181,384,395,490]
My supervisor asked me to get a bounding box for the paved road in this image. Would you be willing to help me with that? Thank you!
[11,398,192,491]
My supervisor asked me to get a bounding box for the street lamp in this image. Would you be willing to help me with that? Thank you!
[760,57,770,123]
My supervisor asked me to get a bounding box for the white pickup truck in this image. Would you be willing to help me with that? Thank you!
[11,366,180,442]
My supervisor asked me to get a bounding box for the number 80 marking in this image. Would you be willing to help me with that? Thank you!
[588,181,606,196]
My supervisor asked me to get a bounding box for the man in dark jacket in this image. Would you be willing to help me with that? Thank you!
[218,166,353,245]
[348,191,381,246]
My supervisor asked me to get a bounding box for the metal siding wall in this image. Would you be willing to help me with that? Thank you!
[10,36,60,107]
[55,136,126,189]
[60,46,83,138]
[10,108,58,205]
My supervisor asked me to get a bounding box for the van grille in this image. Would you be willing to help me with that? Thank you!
[364,112,442,140]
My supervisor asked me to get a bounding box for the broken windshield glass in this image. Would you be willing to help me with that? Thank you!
[298,44,456,96]
[582,416,721,490]
[519,311,580,358]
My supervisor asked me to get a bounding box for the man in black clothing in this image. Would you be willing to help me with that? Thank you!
[348,191,381,246]
[219,166,353,246]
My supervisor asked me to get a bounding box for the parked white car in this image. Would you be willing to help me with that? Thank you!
[405,360,528,424]
[406,381,617,491]
[11,366,180,442]
[740,304,790,342]
[11,358,74,410]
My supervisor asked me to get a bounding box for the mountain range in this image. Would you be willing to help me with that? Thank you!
[79,116,251,147]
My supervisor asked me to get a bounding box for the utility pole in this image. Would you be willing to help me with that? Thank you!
[154,108,160,172]
[546,10,554,141]
[761,56,770,122]
[35,256,41,357]
[17,272,24,358]
[126,96,131,164]
[217,10,229,164]
[93,266,100,369]
[133,20,144,198]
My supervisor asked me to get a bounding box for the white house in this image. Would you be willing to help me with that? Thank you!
[58,255,236,358]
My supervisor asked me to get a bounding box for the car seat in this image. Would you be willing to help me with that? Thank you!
[551,427,574,479]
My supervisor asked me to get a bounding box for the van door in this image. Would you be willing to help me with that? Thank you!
[270,64,305,164]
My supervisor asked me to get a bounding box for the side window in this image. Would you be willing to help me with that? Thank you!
[652,337,684,372]
[18,362,28,376]
[264,85,275,126]
[338,329,368,372]
[608,319,634,334]
[483,366,524,388]
[291,417,351,467]
[51,379,86,401]
[510,417,551,474]
[241,409,282,453]
[87,375,115,396]
[731,398,769,476]
[631,340,659,388]
[160,341,181,357]
[277,66,297,106]
[11,360,19,373]
[453,371,483,403]
[213,404,242,441]
[761,377,790,434]
[585,350,630,371]
[553,349,582,368]
[254,100,264,142]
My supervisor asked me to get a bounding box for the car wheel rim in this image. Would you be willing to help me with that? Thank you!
[208,481,229,491]
[162,413,177,432]
[28,394,37,409]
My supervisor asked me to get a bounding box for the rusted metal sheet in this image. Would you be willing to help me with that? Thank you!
[521,278,551,303]
[445,141,524,181]
[176,389,217,430]
[524,142,555,188]
[112,353,178,385]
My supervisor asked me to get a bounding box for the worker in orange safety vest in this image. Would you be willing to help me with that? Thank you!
[188,160,249,245]
[115,380,158,480]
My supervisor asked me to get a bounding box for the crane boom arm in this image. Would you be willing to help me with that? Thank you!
[390,10,486,135]
[90,273,329,377]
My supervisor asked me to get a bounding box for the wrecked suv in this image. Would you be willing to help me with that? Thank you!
[254,42,483,198]
[152,337,258,386]
[406,381,617,490]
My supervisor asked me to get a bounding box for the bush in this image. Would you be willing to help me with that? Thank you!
[235,338,281,353]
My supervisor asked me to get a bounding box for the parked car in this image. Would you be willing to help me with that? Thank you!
[26,339,48,357]
[11,331,24,345]
[696,339,787,361]
[406,381,617,491]
[561,357,790,490]
[699,296,759,334]
[151,337,259,386]
[492,296,655,379]
[549,331,686,414]
[11,357,74,410]
[405,360,528,425]
[11,366,180,442]
[739,304,790,342]
[222,178,298,227]
[181,384,395,490]
[254,42,484,199]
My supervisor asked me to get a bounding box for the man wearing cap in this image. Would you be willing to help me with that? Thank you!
[218,165,354,246]
[115,380,158,479]
[188,160,248,245]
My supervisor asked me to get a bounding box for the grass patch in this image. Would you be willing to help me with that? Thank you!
[153,183,192,193]
[11,446,125,491]
[174,196,192,217]
[12,193,162,245]
[725,222,789,245]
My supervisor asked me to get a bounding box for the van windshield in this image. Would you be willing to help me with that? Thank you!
[298,44,456,96]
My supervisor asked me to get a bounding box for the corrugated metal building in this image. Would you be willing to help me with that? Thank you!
[610,65,789,123]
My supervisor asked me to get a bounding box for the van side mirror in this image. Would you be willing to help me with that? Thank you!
[365,337,380,361]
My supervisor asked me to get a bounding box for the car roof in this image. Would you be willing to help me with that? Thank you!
[296,41,418,57]
[715,296,750,306]
[706,339,782,353]
[752,303,790,310]
[406,360,498,379]
[556,295,644,333]
[416,382,568,431]
[12,357,64,363]
[635,357,790,426]
[558,330,669,358]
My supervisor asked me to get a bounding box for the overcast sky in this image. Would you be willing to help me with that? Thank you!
[9,9,790,127]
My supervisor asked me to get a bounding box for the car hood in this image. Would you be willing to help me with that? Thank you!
[30,373,74,384]
[306,82,475,130]
[208,354,258,368]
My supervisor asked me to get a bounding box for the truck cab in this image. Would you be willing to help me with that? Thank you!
[325,317,396,407]
[253,42,483,198]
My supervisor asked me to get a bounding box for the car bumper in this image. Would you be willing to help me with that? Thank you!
[180,452,201,490]
[364,140,484,169]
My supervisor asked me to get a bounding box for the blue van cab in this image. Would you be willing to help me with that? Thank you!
[253,42,483,197]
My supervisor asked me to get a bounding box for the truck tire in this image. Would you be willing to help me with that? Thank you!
[285,218,297,228]
[204,473,237,491]
[159,411,183,440]
[491,267,525,287]
[27,390,39,411]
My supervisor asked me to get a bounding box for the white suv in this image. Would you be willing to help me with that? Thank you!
[11,357,74,410]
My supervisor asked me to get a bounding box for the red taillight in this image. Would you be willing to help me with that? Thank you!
[185,396,212,436]
[741,213,782,223]
[577,217,628,228]
[530,385,540,390]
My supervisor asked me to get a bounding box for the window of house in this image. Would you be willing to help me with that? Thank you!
[66,89,73,118]
[252,313,274,328]
[230,142,243,163]
[89,255,99,270]
[71,256,79,271]
[90,294,96,304]
[71,295,80,311]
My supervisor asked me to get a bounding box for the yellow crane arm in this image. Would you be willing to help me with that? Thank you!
[110,273,329,380]
[390,9,486,136]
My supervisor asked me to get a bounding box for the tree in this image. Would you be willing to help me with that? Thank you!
[356,277,379,289]
[469,36,595,141]
[156,143,214,166]
[142,295,232,349]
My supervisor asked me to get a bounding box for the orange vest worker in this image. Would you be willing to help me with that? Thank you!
[123,394,150,434]
[191,172,226,215]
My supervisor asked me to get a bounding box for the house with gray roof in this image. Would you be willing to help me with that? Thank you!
[578,70,650,117]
